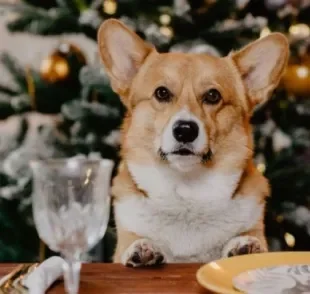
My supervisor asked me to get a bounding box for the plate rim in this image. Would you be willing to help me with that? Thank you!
[196,251,310,294]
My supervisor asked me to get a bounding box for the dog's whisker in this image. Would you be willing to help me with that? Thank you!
[201,149,213,163]
[158,149,167,161]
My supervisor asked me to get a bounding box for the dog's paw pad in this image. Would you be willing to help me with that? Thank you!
[222,236,266,258]
[227,241,264,257]
[122,239,165,267]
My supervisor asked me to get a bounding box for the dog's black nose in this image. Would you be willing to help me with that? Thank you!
[173,120,199,143]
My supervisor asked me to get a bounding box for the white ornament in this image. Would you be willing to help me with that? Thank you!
[79,9,102,29]
[294,206,310,226]
[272,128,292,153]
[264,0,287,10]
[212,14,267,33]
[260,119,276,136]
[243,14,268,29]
[174,0,190,16]
[103,130,121,147]
[236,0,250,9]
[170,39,221,56]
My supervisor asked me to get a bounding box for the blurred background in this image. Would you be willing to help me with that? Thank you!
[0,0,309,263]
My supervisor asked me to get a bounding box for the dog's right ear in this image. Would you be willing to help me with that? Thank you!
[97,19,153,104]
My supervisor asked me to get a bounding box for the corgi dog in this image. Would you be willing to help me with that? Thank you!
[97,19,289,267]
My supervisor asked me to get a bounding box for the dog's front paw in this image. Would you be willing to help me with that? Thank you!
[121,239,165,267]
[222,236,267,258]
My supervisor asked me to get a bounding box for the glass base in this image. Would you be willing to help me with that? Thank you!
[62,260,81,294]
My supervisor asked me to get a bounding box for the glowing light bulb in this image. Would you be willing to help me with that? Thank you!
[159,14,171,26]
[260,27,271,38]
[257,163,266,174]
[296,66,309,79]
[289,23,310,39]
[160,26,173,38]
[284,232,295,248]
[276,215,284,223]
[84,168,92,185]
[103,0,117,15]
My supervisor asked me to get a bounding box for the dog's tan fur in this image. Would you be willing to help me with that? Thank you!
[98,19,289,266]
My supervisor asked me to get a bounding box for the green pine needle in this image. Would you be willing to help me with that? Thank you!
[73,0,88,12]
[0,53,27,92]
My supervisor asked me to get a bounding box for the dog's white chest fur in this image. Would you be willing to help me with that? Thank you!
[115,163,263,263]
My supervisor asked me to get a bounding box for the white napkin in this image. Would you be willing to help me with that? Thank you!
[23,256,64,294]
[0,256,64,294]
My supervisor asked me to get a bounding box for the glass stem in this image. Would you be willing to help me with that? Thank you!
[62,259,81,294]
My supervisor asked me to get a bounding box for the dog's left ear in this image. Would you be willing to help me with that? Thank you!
[231,33,289,107]
[97,19,153,104]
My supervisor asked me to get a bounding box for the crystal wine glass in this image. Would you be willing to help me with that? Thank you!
[30,158,114,294]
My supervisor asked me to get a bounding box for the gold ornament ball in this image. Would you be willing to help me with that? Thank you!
[281,62,310,97]
[302,43,310,66]
[40,55,70,83]
[40,42,87,83]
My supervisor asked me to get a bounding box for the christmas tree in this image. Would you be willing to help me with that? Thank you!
[0,0,309,262]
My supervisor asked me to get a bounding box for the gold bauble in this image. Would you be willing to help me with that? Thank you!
[40,55,70,83]
[281,62,310,97]
[302,43,310,66]
[40,42,87,84]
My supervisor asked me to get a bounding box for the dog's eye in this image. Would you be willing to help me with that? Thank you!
[203,89,222,105]
[154,86,172,102]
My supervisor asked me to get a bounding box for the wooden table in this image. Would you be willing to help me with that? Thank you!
[0,263,212,293]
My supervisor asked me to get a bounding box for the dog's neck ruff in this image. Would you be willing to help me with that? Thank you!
[127,160,242,203]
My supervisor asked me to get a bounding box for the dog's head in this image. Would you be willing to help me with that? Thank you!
[98,19,289,173]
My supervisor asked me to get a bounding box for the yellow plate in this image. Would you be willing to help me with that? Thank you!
[196,252,310,294]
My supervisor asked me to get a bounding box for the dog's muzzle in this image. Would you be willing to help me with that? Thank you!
[158,108,211,165]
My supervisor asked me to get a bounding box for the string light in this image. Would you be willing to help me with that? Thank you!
[103,0,117,15]
[159,14,171,26]
[296,66,309,79]
[160,26,174,38]
[276,215,284,223]
[260,27,271,38]
[257,163,266,174]
[84,168,92,185]
[289,23,310,39]
[284,232,295,248]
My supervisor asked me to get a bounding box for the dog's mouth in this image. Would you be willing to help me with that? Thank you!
[159,147,212,163]
[172,148,194,156]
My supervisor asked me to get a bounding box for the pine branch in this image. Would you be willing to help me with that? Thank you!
[79,65,121,106]
[0,95,14,120]
[267,165,310,181]
[15,117,29,145]
[55,0,84,15]
[0,198,38,262]
[0,3,47,19]
[71,0,88,11]
[0,84,18,96]
[0,95,12,105]
[22,0,58,9]
[200,14,266,48]
[0,53,27,92]
[0,3,80,35]
[0,90,31,119]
